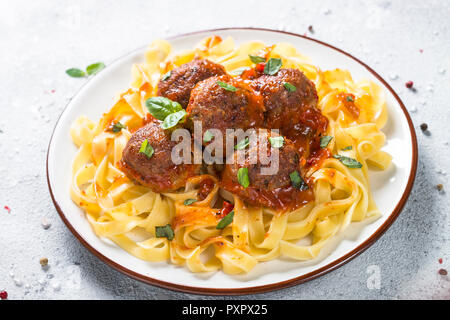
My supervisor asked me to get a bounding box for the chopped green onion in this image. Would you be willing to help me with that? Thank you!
[283,82,297,92]
[320,136,333,148]
[183,199,197,206]
[235,137,250,150]
[290,171,308,191]
[155,224,174,240]
[216,211,234,229]
[237,167,250,188]
[217,81,237,92]
[269,136,284,148]
[139,139,154,159]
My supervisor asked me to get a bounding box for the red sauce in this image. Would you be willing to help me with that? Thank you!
[217,201,234,218]
[221,179,314,212]
[338,93,360,119]
[197,178,215,201]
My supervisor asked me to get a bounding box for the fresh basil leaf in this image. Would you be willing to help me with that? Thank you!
[217,81,237,92]
[203,130,214,143]
[145,97,183,121]
[263,58,282,75]
[216,210,234,229]
[162,71,171,81]
[139,139,154,159]
[320,136,333,148]
[341,146,352,151]
[86,62,105,75]
[237,167,250,188]
[155,224,174,241]
[230,67,250,76]
[283,82,297,92]
[161,110,187,129]
[269,136,284,148]
[66,68,85,78]
[249,55,266,64]
[235,137,250,150]
[290,171,308,191]
[112,122,126,133]
[333,155,362,168]
[183,198,197,206]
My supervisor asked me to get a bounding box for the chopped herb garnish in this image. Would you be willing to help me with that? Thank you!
[249,55,266,64]
[155,224,174,240]
[183,199,197,206]
[341,146,352,151]
[237,167,250,188]
[263,58,282,75]
[161,110,187,129]
[217,81,237,92]
[289,171,309,191]
[66,68,85,78]
[216,210,234,229]
[269,136,284,148]
[203,130,214,143]
[230,67,250,76]
[145,97,183,121]
[86,62,105,75]
[162,71,171,81]
[235,137,250,150]
[346,95,354,102]
[283,82,297,92]
[112,122,126,133]
[139,139,154,159]
[320,136,333,148]
[333,155,363,168]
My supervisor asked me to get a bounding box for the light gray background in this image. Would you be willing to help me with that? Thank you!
[1,0,449,300]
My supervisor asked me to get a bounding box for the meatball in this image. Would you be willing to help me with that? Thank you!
[119,121,200,193]
[157,58,226,108]
[221,130,313,210]
[186,74,264,150]
[251,68,328,156]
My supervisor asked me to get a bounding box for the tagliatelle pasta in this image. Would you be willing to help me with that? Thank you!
[70,36,392,274]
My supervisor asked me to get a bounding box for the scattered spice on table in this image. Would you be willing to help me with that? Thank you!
[0,290,8,300]
[419,49,423,53]
[439,258,443,264]
[420,123,428,132]
[438,268,447,276]
[308,25,314,33]
[41,217,51,230]
[40,257,49,267]
[436,184,443,191]
[405,81,414,89]
[4,205,11,213]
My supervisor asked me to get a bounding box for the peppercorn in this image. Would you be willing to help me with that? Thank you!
[436,184,443,191]
[0,290,7,300]
[405,81,414,88]
[420,123,428,131]
[308,25,314,33]
[40,257,48,267]
[438,268,448,276]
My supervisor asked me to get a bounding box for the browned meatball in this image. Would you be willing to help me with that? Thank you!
[157,58,226,108]
[251,68,328,156]
[221,130,314,210]
[119,121,200,193]
[186,74,264,150]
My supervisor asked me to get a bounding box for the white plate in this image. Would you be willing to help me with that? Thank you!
[47,28,418,295]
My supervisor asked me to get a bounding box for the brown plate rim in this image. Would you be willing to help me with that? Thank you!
[46,27,418,296]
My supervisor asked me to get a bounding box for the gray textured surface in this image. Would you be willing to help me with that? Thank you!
[1,0,449,300]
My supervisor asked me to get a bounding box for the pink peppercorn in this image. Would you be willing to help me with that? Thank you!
[0,290,8,300]
[405,81,414,88]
